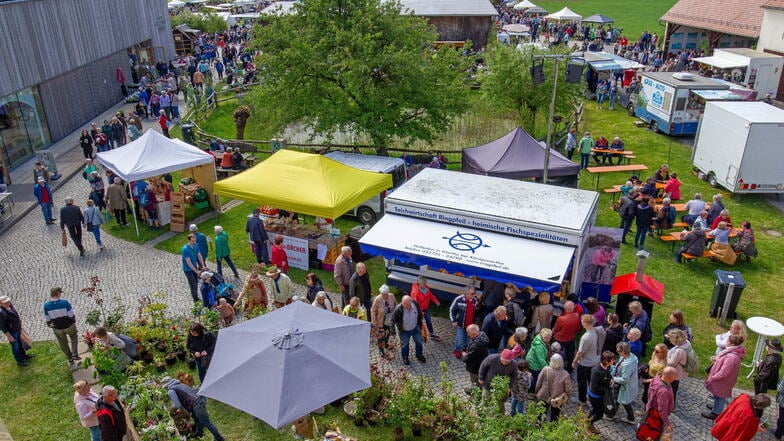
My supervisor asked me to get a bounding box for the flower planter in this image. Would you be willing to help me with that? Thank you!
[155,363,166,373]
[177,352,187,362]
[165,353,178,365]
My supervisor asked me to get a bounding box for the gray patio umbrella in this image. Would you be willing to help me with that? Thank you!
[582,14,615,25]
[199,301,371,429]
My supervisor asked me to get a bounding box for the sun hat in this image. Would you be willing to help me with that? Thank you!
[200,271,213,280]
[0,295,10,303]
[265,266,281,277]
[767,339,783,353]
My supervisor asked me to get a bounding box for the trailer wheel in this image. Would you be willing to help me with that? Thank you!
[707,172,719,188]
[627,103,635,116]
[650,120,659,133]
[357,207,377,225]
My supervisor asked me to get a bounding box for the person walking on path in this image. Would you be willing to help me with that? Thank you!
[753,338,782,395]
[579,132,595,170]
[213,225,239,278]
[60,197,85,256]
[646,367,676,437]
[0,295,33,366]
[711,393,771,441]
[96,385,128,441]
[266,266,295,308]
[79,129,94,159]
[245,209,270,265]
[612,341,639,425]
[163,377,225,441]
[105,178,128,226]
[392,295,426,365]
[73,380,101,441]
[587,351,616,433]
[703,334,746,420]
[44,287,79,363]
[333,246,353,308]
[83,199,105,251]
[573,314,601,404]
[270,234,289,274]
[410,276,442,342]
[370,284,396,357]
[189,224,210,262]
[450,285,480,359]
[33,176,55,225]
[182,233,206,303]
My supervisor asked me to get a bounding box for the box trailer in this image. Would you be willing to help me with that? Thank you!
[358,168,599,299]
[628,72,729,135]
[693,101,784,193]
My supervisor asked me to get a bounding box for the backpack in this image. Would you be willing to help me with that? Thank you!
[509,301,526,328]
[684,346,700,374]
[636,407,663,441]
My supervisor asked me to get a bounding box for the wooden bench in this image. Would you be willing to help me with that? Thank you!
[672,222,689,228]
[216,168,241,179]
[603,187,622,203]
[623,154,637,164]
[660,235,680,251]
[681,250,715,262]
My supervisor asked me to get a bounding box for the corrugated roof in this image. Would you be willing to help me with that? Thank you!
[661,0,765,38]
[398,0,498,16]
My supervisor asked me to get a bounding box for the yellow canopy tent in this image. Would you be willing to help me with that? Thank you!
[213,150,393,219]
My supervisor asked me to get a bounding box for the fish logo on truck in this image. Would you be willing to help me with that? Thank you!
[444,231,490,254]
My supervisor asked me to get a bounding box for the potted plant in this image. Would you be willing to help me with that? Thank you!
[165,352,178,365]
[153,354,166,373]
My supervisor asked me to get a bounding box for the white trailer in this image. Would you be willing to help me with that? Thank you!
[693,101,784,193]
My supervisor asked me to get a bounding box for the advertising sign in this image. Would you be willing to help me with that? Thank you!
[279,234,309,271]
[577,226,623,302]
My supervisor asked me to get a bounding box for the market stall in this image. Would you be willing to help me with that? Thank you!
[214,150,393,270]
[693,48,784,99]
[96,130,217,235]
[359,168,599,298]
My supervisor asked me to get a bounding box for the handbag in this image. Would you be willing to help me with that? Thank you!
[61,229,68,247]
[20,330,33,351]
[550,391,568,408]
[86,223,93,231]
[636,407,664,441]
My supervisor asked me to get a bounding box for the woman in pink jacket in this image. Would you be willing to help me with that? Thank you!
[703,334,746,420]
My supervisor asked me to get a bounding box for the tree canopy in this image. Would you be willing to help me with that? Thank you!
[479,44,584,138]
[170,11,227,33]
[248,0,472,147]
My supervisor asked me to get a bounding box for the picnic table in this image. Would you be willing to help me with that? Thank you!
[591,149,634,166]
[586,164,649,191]
[665,228,742,252]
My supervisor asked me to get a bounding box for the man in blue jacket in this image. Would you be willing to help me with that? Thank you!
[245,209,269,264]
[33,176,55,225]
[482,306,514,354]
[44,287,79,363]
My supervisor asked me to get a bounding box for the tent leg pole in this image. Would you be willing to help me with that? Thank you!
[128,182,140,237]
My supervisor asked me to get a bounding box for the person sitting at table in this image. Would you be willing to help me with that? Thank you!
[653,197,676,235]
[654,164,670,183]
[231,149,246,170]
[710,209,732,230]
[620,180,634,196]
[682,193,706,225]
[708,221,737,265]
[220,147,233,168]
[629,175,642,187]
[731,221,758,260]
[663,173,682,201]
[593,135,609,164]
[640,177,657,198]
[607,136,625,165]
[707,194,725,225]
[278,209,299,224]
[674,225,706,263]
[692,210,710,231]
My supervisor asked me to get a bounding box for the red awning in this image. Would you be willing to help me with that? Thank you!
[610,273,665,304]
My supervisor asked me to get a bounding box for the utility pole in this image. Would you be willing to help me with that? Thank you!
[532,53,584,183]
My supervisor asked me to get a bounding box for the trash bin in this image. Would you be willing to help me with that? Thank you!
[181,122,195,145]
[709,270,746,318]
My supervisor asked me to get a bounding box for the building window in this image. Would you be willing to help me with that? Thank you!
[0,87,51,168]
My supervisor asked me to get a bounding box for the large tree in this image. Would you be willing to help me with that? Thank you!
[479,44,584,137]
[248,0,471,148]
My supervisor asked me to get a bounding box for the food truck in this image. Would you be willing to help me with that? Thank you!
[628,72,730,135]
[358,168,599,299]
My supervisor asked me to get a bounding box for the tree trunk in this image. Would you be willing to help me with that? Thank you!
[234,116,249,140]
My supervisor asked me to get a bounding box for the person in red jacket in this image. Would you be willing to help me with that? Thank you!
[410,276,441,341]
[270,234,289,273]
[710,393,771,441]
[552,301,581,373]
[158,110,170,138]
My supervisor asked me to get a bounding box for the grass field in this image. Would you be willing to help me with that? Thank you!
[534,0,678,41]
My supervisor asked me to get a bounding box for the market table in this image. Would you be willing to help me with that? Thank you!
[745,316,784,378]
[261,217,346,270]
[586,164,648,191]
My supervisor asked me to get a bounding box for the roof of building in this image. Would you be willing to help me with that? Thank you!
[661,0,766,38]
[763,0,784,10]
[398,0,498,16]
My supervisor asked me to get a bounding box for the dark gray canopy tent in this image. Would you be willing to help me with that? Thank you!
[461,127,580,184]
[581,14,615,24]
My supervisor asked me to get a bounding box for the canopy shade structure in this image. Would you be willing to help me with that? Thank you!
[260,1,297,15]
[200,302,371,429]
[462,127,580,179]
[581,51,645,71]
[213,150,393,219]
[514,0,537,10]
[95,130,215,182]
[360,214,574,292]
[581,14,614,24]
[692,56,747,70]
[168,0,186,8]
[502,23,531,35]
[525,6,548,14]
[545,6,582,21]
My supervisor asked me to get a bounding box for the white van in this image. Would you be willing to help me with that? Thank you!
[324,151,407,224]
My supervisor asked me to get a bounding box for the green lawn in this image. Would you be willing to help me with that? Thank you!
[577,104,784,390]
[535,0,677,41]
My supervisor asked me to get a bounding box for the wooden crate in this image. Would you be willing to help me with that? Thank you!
[170,192,185,232]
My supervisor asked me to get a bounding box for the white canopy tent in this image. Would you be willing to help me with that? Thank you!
[96,130,217,235]
[514,0,537,10]
[168,0,186,8]
[545,6,582,21]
